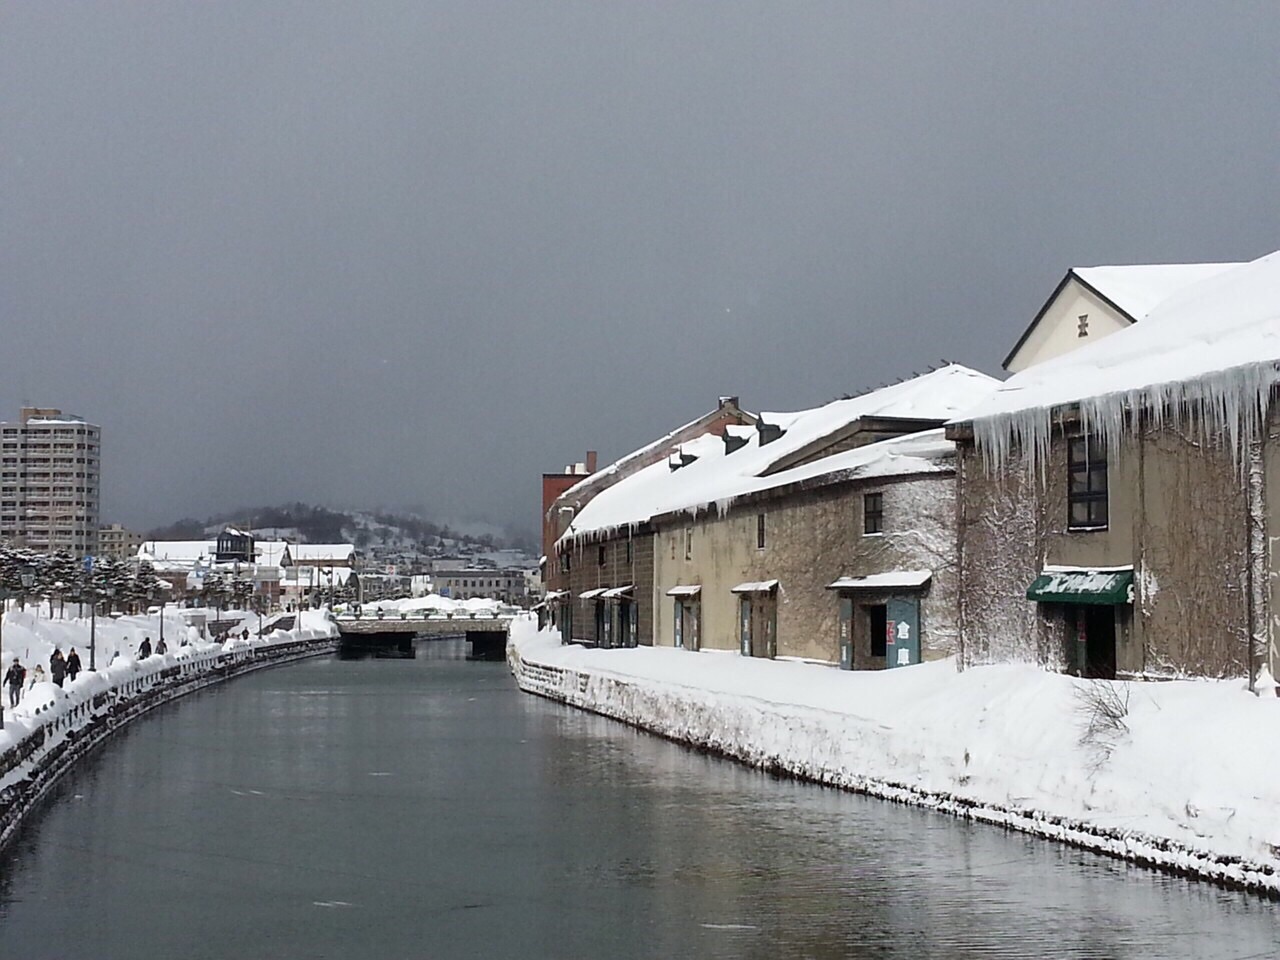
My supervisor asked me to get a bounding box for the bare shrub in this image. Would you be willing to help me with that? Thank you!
[1076,679,1130,769]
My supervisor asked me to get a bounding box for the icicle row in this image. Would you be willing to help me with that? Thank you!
[974,360,1280,483]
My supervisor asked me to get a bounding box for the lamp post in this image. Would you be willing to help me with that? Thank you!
[0,586,11,730]
[88,586,97,671]
[150,587,166,650]
[19,565,35,614]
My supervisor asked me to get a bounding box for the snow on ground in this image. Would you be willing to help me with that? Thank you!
[510,619,1280,886]
[0,607,338,758]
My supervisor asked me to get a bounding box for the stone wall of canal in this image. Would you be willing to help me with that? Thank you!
[508,638,1280,899]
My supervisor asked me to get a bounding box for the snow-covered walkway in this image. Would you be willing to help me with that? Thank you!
[509,618,1280,896]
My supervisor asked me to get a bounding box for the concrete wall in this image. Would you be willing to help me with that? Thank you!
[652,474,959,665]
[958,417,1254,677]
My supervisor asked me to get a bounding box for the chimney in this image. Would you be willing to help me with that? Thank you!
[668,450,699,472]
[718,396,739,411]
[756,418,784,446]
[586,450,598,474]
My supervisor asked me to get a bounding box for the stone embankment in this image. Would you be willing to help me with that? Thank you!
[0,630,337,853]
[509,626,1280,900]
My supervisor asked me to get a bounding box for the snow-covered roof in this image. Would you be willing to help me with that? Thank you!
[666,584,702,597]
[601,585,633,599]
[731,580,779,593]
[291,544,357,563]
[559,366,998,541]
[827,570,933,590]
[556,400,755,504]
[1003,261,1247,371]
[1073,263,1244,322]
[961,249,1280,470]
[138,540,215,563]
[578,588,608,600]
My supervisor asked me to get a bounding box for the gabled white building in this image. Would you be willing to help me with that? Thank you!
[1003,262,1243,373]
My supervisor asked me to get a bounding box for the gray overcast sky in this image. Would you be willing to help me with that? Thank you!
[3,2,1279,535]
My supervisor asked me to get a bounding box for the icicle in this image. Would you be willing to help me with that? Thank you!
[976,359,1280,487]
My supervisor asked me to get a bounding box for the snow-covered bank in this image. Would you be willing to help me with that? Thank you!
[0,609,339,852]
[509,619,1280,897]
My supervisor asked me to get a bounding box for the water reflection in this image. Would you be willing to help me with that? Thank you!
[0,639,1276,959]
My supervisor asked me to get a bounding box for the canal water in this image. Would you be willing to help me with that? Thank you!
[1,640,1277,959]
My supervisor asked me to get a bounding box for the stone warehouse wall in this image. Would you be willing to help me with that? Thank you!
[958,420,1253,677]
[652,473,959,664]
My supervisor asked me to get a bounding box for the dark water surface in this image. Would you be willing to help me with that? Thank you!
[1,640,1277,959]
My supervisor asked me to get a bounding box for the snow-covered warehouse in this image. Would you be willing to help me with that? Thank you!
[949,249,1280,684]
[558,365,1000,666]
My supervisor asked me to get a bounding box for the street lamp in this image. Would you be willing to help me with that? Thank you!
[150,586,166,651]
[0,585,12,730]
[86,585,97,671]
[19,565,35,613]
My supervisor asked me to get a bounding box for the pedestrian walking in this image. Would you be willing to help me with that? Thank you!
[29,664,46,688]
[49,648,67,688]
[4,658,24,707]
[137,637,152,659]
[155,637,167,656]
[66,648,82,682]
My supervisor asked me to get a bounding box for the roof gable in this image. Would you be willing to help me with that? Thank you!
[959,250,1280,472]
[1002,261,1244,371]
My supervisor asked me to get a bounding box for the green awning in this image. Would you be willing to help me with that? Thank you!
[1027,568,1133,605]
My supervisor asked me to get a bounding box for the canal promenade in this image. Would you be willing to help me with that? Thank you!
[509,618,1280,897]
[0,608,338,852]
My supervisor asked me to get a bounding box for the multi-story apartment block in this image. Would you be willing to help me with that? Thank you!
[98,523,144,562]
[0,407,101,556]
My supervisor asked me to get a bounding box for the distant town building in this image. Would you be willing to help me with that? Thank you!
[98,523,144,561]
[0,407,101,556]
[433,568,528,604]
[215,527,255,564]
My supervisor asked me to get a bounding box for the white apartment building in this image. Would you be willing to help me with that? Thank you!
[99,523,144,561]
[0,407,101,556]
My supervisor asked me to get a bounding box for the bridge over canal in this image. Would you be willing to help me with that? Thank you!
[334,612,515,660]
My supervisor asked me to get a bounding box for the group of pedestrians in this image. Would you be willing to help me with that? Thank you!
[2,635,170,709]
[136,635,167,659]
[4,646,82,707]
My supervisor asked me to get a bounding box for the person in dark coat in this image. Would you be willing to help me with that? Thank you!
[137,637,152,659]
[155,637,167,656]
[49,648,67,688]
[66,648,82,681]
[4,658,24,707]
